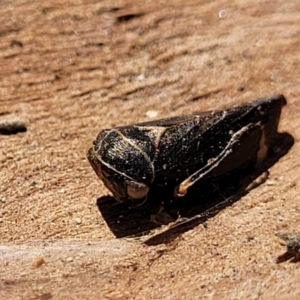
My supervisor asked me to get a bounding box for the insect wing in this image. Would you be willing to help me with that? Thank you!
[175,94,287,195]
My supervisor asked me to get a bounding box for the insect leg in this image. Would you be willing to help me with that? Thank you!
[175,123,263,197]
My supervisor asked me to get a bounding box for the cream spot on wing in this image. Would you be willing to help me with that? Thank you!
[256,126,268,163]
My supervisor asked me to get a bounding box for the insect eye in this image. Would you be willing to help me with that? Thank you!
[127,181,149,200]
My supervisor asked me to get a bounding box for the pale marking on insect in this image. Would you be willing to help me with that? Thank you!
[256,125,268,163]
[135,126,168,150]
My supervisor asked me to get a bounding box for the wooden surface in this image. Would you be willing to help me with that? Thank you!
[1,0,300,299]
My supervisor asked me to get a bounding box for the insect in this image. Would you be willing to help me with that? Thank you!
[276,232,300,260]
[87,94,286,203]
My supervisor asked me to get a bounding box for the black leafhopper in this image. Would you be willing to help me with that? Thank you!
[88,94,286,204]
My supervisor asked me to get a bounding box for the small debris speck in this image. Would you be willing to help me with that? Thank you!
[145,110,158,119]
[0,118,26,135]
[137,74,145,82]
[276,232,300,261]
[266,180,275,186]
[66,257,74,262]
[33,257,45,268]
[218,9,227,18]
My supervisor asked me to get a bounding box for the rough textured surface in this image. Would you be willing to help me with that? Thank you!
[1,0,300,299]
